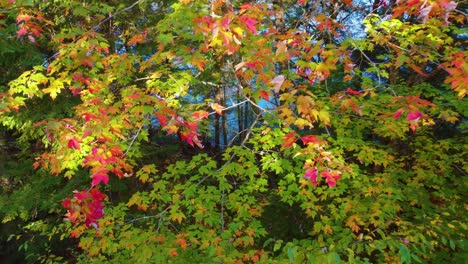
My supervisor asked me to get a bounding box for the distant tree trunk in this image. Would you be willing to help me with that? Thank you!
[237,88,243,144]
[243,100,249,139]
[222,86,228,147]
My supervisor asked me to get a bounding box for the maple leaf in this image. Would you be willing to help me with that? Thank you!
[90,188,106,202]
[211,103,225,115]
[317,21,332,32]
[303,168,318,186]
[16,13,32,23]
[70,229,81,238]
[163,124,179,135]
[221,17,230,29]
[321,170,341,188]
[91,172,109,186]
[176,238,188,250]
[240,15,258,34]
[191,110,209,120]
[301,135,325,145]
[342,0,353,7]
[418,5,433,24]
[155,113,169,126]
[82,113,97,121]
[109,146,123,157]
[245,61,264,69]
[27,35,36,44]
[407,111,422,122]
[393,108,405,119]
[67,138,80,150]
[62,198,71,208]
[17,27,28,38]
[271,75,285,93]
[259,90,270,102]
[441,1,458,24]
[346,87,362,95]
[275,40,287,57]
[281,132,297,150]
[169,248,179,257]
[407,0,420,7]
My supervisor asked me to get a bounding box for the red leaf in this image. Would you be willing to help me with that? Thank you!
[90,188,106,201]
[300,135,324,145]
[346,87,362,95]
[74,190,88,201]
[109,146,123,157]
[155,113,169,126]
[303,168,318,186]
[17,27,28,38]
[62,198,71,208]
[321,170,341,188]
[245,61,264,69]
[407,111,422,121]
[281,132,297,150]
[221,17,230,29]
[82,113,97,121]
[259,90,270,102]
[407,0,420,7]
[393,108,405,120]
[91,172,109,186]
[240,15,258,34]
[67,138,80,150]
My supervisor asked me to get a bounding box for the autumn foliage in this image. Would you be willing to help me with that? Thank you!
[0,0,466,263]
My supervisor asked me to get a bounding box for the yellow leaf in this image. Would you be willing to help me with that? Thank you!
[232,26,244,37]
[318,110,330,125]
[43,78,64,100]
[170,212,186,224]
[294,118,312,129]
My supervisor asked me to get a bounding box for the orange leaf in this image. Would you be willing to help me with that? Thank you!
[192,110,209,120]
[281,132,297,150]
[211,103,225,115]
[176,238,188,250]
[342,0,353,7]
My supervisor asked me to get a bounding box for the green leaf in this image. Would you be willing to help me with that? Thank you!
[399,245,411,264]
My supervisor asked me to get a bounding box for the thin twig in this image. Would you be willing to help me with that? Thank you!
[208,100,249,116]
[123,122,144,157]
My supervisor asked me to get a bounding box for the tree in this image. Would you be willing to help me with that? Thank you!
[1,0,466,262]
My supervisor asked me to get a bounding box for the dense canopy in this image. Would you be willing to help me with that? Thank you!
[0,0,466,263]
